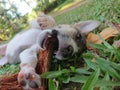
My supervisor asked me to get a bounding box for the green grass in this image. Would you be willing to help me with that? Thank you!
[1,0,120,89]
[54,0,120,28]
[0,64,19,77]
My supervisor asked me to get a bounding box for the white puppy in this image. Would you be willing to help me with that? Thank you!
[18,20,100,89]
[0,14,56,66]
[0,14,56,90]
[0,17,100,89]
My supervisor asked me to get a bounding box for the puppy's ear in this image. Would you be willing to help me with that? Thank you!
[29,19,41,29]
[37,29,58,50]
[73,20,100,34]
[37,29,53,49]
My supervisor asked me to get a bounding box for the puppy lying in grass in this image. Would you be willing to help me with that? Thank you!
[0,14,100,89]
[19,21,100,89]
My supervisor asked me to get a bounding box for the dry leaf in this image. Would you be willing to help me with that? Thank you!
[86,27,119,49]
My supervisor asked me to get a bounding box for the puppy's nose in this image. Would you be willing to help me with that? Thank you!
[62,45,73,58]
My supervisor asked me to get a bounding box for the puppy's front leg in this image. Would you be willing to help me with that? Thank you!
[18,44,41,90]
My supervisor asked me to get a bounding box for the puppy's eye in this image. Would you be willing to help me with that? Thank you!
[75,33,82,40]
[75,33,83,46]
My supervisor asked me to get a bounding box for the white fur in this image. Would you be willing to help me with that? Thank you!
[29,19,41,29]
[0,15,56,89]
[0,14,56,65]
[0,43,7,56]
[19,44,40,68]
[6,28,41,64]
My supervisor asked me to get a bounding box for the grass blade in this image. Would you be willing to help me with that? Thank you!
[81,68,100,90]
[70,75,89,83]
[49,78,57,90]
[83,53,98,70]
[95,56,120,80]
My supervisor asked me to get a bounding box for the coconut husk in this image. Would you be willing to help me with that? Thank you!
[0,74,22,90]
[0,36,58,90]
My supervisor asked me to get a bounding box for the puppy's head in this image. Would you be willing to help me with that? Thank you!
[29,14,56,30]
[37,20,100,60]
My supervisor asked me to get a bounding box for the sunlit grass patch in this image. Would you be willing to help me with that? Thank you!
[53,0,83,12]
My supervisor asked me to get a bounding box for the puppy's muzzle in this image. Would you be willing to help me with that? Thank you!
[61,45,73,58]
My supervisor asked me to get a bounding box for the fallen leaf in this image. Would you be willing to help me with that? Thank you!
[86,27,119,49]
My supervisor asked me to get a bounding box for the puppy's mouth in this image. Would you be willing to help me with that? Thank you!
[42,33,59,51]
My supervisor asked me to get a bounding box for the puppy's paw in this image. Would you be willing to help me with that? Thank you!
[37,15,55,30]
[18,69,41,90]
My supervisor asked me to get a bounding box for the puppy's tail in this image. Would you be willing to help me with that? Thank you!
[0,56,8,66]
[0,43,7,56]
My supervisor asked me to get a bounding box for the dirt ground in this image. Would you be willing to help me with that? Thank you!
[50,0,89,17]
